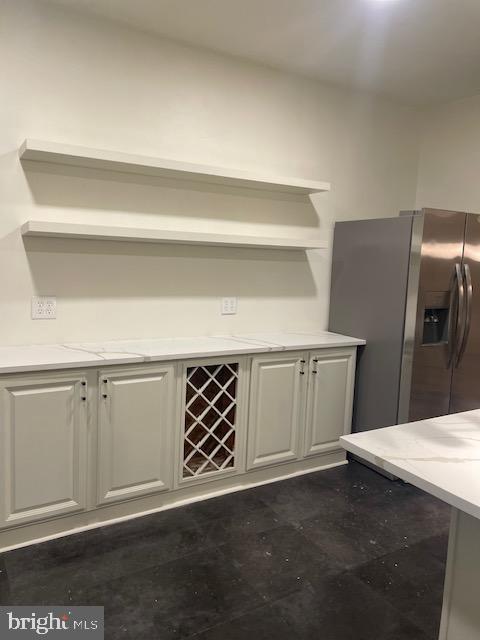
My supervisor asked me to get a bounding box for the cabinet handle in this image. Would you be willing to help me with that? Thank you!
[312,358,318,374]
[299,359,306,375]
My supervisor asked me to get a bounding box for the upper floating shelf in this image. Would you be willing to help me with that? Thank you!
[21,221,327,251]
[19,139,330,195]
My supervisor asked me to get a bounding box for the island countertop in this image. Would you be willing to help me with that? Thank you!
[0,330,365,375]
[341,410,480,521]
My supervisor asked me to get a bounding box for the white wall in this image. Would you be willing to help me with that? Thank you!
[416,95,480,212]
[0,0,421,346]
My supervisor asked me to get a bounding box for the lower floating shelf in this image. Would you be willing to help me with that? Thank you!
[21,221,327,251]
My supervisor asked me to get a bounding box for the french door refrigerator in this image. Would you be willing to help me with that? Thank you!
[329,208,480,433]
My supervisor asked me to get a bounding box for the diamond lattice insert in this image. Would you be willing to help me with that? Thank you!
[183,363,239,478]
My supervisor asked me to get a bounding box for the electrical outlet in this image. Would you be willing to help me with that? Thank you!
[221,297,237,315]
[32,296,57,320]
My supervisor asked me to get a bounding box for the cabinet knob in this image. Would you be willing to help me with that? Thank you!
[81,381,86,386]
[103,379,108,384]
[81,396,86,401]
[102,394,108,399]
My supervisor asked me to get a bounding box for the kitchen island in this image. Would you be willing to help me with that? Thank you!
[341,410,480,640]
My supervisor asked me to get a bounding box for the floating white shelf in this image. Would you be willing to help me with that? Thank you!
[19,139,330,195]
[21,221,327,251]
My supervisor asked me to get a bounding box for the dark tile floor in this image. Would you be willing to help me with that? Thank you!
[0,461,450,639]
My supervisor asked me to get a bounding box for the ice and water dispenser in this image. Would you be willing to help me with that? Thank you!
[421,292,450,345]
[423,308,449,344]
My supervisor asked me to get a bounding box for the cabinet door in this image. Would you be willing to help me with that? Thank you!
[97,365,174,505]
[247,353,307,470]
[304,348,356,457]
[0,373,88,528]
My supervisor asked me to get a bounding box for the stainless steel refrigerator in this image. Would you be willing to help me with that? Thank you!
[329,208,480,432]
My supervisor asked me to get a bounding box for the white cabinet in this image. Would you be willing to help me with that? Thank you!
[97,365,175,505]
[304,348,356,457]
[0,345,358,540]
[0,372,88,527]
[247,348,356,470]
[247,353,307,470]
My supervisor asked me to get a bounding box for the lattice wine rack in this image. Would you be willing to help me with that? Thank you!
[183,362,239,478]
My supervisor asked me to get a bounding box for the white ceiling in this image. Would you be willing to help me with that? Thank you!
[45,0,480,105]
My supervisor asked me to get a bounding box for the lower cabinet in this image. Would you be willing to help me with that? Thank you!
[304,349,356,457]
[247,347,356,469]
[0,346,357,536]
[97,365,174,505]
[0,372,88,527]
[247,352,307,470]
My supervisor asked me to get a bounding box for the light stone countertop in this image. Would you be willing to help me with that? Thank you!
[341,410,480,520]
[0,331,365,375]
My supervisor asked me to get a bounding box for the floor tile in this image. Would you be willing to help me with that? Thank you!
[185,489,271,525]
[190,600,297,640]
[294,499,396,568]
[414,532,449,564]
[352,539,446,637]
[199,503,284,547]
[2,508,212,604]
[195,578,430,640]
[370,491,451,548]
[219,523,341,602]
[301,573,430,640]
[293,470,450,571]
[251,472,343,522]
[307,461,418,504]
[72,546,262,640]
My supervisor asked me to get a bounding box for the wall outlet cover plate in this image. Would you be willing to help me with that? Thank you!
[221,297,237,315]
[32,296,57,319]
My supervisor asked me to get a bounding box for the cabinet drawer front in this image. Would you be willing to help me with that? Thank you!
[97,366,174,505]
[0,375,87,527]
[247,354,306,470]
[305,349,356,457]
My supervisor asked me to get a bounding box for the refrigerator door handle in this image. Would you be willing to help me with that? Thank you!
[448,263,464,367]
[456,263,473,368]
